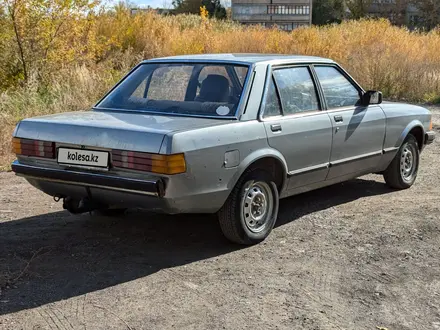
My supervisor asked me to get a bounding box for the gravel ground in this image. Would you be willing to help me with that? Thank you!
[0,106,439,330]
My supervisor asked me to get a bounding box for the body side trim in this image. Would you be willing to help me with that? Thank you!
[329,150,383,167]
[383,147,399,154]
[287,163,329,177]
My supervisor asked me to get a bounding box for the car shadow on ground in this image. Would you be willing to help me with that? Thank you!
[0,177,393,315]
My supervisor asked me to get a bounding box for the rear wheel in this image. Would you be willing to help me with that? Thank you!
[218,169,279,245]
[383,134,419,189]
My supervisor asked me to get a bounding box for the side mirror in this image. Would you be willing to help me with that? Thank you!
[361,90,382,106]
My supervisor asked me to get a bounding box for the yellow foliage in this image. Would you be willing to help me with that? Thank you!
[1,4,439,102]
[200,6,209,20]
[1,6,440,168]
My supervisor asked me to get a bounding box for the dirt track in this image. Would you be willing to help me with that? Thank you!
[0,106,439,330]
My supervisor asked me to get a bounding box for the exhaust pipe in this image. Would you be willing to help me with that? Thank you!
[62,196,101,214]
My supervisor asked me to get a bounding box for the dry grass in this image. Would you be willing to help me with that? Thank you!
[0,66,126,170]
[1,13,440,169]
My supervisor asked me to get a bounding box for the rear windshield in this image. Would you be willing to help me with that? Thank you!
[96,63,250,118]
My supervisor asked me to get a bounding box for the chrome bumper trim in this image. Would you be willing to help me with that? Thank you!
[11,160,164,197]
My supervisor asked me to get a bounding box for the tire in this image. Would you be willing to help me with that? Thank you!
[217,169,279,245]
[93,208,127,217]
[383,134,419,189]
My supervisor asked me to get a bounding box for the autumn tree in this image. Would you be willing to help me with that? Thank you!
[312,0,345,25]
[0,3,19,89]
[345,0,374,19]
[173,0,199,14]
[2,0,100,86]
[173,0,226,19]
[374,0,410,25]
[411,0,440,29]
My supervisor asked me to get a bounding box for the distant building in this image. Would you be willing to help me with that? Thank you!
[231,0,312,31]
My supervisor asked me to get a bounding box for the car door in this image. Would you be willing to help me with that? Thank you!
[313,65,386,179]
[261,65,333,190]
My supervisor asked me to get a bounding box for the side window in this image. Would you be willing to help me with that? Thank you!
[263,77,282,118]
[314,66,360,109]
[147,65,192,101]
[272,67,320,115]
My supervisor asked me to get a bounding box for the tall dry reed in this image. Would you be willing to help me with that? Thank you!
[1,12,440,169]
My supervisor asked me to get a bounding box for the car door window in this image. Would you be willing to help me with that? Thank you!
[314,66,360,109]
[273,67,320,115]
[263,77,282,118]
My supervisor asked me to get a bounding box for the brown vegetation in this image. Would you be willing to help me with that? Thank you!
[0,3,440,168]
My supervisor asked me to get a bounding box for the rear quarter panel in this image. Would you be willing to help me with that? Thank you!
[159,120,288,211]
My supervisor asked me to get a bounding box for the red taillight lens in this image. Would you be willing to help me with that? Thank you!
[112,150,186,175]
[12,138,55,159]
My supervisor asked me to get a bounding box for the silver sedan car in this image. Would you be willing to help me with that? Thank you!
[11,54,435,244]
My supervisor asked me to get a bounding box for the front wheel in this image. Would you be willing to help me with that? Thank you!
[218,169,279,245]
[383,134,419,189]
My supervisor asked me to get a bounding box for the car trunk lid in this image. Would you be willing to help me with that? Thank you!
[15,110,231,154]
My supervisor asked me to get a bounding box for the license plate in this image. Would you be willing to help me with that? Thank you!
[58,148,109,168]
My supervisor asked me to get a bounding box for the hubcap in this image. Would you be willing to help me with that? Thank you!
[242,181,273,233]
[400,144,416,182]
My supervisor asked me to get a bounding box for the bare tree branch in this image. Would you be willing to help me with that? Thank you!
[8,0,28,83]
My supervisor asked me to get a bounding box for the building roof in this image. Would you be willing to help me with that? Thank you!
[145,53,334,65]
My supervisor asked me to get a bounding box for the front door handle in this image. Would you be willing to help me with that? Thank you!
[334,115,343,122]
[270,124,282,132]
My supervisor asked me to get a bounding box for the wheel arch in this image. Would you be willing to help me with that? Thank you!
[397,120,425,150]
[227,149,288,194]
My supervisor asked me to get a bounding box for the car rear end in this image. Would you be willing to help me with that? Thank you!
[10,59,255,215]
[10,110,228,214]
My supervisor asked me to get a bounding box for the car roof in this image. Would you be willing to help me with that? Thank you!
[144,53,334,65]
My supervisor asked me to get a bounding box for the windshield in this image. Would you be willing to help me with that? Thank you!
[97,63,250,118]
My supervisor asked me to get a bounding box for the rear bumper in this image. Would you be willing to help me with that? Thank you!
[11,160,165,197]
[425,131,435,145]
[11,160,229,214]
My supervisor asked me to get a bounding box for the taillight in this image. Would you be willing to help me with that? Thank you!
[112,150,186,175]
[12,137,55,159]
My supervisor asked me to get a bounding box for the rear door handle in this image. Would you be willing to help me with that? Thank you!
[270,124,282,132]
[334,115,343,122]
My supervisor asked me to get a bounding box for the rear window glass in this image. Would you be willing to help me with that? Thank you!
[97,63,249,118]
[147,66,193,101]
